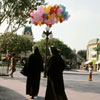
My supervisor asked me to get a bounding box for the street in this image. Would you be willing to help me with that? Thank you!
[41,71,100,94]
[64,74,100,94]
[0,69,100,100]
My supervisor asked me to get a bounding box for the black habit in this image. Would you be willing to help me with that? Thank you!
[45,54,68,100]
[26,51,43,97]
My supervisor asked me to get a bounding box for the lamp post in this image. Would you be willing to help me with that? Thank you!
[96,38,99,61]
[42,26,53,77]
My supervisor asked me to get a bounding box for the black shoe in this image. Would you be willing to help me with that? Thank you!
[31,96,34,99]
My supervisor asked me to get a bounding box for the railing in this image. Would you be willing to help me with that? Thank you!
[0,61,23,76]
[0,61,8,75]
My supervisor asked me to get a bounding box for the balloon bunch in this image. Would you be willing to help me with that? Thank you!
[29,5,70,27]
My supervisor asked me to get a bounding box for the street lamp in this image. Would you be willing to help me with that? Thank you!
[96,38,99,60]
[42,26,53,77]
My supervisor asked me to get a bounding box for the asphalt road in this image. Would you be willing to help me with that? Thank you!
[63,74,100,94]
[40,71,100,94]
[15,69,100,95]
[0,69,100,100]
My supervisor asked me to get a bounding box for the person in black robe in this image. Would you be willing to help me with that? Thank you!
[26,46,44,99]
[45,46,68,100]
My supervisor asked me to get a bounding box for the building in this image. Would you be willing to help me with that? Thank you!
[21,26,34,58]
[86,38,100,71]
[87,38,100,61]
[23,26,34,42]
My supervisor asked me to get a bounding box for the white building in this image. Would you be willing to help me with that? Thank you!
[86,38,100,71]
[87,38,100,61]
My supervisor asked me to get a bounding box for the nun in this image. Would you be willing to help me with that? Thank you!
[45,46,68,100]
[26,46,44,99]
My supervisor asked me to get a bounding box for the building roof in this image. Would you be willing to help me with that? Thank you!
[84,60,92,65]
[23,26,32,35]
[88,38,100,44]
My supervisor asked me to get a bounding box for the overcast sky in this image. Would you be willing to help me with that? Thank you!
[0,0,100,51]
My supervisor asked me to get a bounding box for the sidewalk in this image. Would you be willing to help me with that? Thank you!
[63,69,99,75]
[0,69,100,100]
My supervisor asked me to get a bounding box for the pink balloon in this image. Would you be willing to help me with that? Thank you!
[65,15,70,21]
[57,11,61,16]
[57,8,63,16]
[37,6,45,15]
[29,5,70,27]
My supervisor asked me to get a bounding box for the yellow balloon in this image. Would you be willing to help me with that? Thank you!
[43,5,52,14]
[47,5,51,11]
[39,22,42,26]
[43,7,47,11]
[46,6,50,14]
[46,9,49,14]
[57,17,60,21]
[48,15,53,20]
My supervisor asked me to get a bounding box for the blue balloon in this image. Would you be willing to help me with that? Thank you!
[45,14,48,17]
[64,12,68,19]
[43,14,48,21]
[43,17,46,21]
[61,5,66,12]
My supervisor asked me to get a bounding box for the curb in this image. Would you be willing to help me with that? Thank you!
[63,71,99,75]
[0,74,9,76]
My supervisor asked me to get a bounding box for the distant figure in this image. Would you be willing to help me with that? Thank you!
[45,46,68,100]
[88,63,93,81]
[7,54,11,74]
[97,63,100,71]
[9,53,16,78]
[26,46,44,99]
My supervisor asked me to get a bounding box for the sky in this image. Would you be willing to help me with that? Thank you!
[0,0,100,51]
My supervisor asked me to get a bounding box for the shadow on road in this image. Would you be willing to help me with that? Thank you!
[37,96,44,100]
[0,86,27,100]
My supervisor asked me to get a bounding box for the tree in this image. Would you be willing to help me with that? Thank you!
[94,45,100,52]
[94,45,100,60]
[0,32,33,55]
[34,38,74,60]
[0,0,45,50]
[0,0,45,32]
[77,50,86,60]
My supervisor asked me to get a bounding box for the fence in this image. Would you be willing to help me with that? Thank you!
[0,61,8,76]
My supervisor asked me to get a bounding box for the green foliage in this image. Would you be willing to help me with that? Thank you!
[0,0,45,32]
[0,0,45,51]
[94,45,100,53]
[0,32,33,54]
[35,38,74,59]
[77,50,86,60]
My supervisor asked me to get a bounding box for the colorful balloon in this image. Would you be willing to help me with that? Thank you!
[29,5,70,27]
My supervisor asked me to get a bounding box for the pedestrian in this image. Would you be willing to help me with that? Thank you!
[45,46,68,100]
[26,46,44,99]
[9,53,16,78]
[7,54,11,74]
[88,63,93,81]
